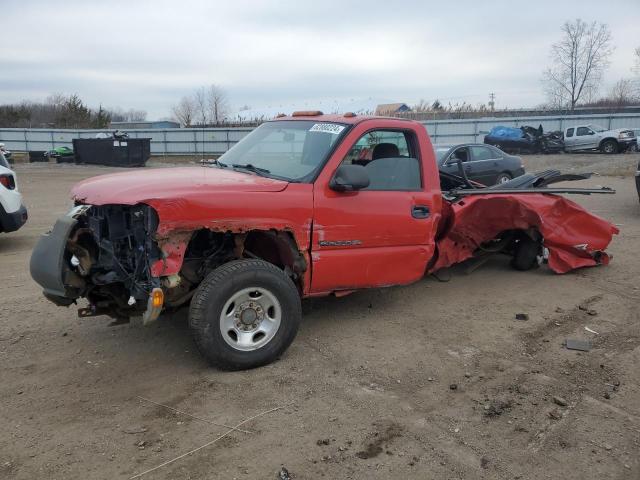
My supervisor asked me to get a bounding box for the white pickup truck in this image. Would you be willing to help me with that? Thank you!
[563,124,637,153]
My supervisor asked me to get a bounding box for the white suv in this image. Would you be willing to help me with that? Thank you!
[0,153,27,233]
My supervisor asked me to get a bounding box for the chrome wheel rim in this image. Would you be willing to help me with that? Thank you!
[219,287,281,351]
[604,143,614,153]
[498,175,510,184]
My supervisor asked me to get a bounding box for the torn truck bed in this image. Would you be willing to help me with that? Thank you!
[431,193,619,274]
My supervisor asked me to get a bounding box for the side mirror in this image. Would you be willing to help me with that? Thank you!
[330,164,370,192]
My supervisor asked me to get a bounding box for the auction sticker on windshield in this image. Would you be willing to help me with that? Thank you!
[309,123,346,135]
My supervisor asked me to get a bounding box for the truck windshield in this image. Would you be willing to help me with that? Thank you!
[218,120,348,182]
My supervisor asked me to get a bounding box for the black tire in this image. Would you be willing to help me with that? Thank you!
[600,139,618,154]
[511,236,541,271]
[495,172,512,185]
[189,259,301,370]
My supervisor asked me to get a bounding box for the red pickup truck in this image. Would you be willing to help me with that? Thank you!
[30,112,618,369]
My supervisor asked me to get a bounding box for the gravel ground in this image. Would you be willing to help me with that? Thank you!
[1,153,639,480]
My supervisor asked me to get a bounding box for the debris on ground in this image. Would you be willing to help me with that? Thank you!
[584,326,599,335]
[578,305,598,316]
[449,383,458,390]
[355,422,403,459]
[481,457,490,469]
[316,438,330,446]
[277,466,292,480]
[122,426,148,434]
[565,339,592,352]
[484,399,512,417]
[515,313,529,321]
[548,409,562,420]
[552,396,568,407]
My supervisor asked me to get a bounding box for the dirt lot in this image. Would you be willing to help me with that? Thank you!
[2,153,639,479]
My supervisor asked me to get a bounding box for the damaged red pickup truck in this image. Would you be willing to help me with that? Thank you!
[30,113,618,369]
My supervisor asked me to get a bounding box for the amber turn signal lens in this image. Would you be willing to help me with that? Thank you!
[292,110,323,116]
[151,288,164,308]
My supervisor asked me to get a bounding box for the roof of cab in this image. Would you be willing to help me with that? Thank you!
[268,113,415,125]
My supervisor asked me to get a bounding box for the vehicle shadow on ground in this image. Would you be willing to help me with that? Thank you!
[0,234,30,254]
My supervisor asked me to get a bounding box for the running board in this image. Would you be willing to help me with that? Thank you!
[448,187,615,196]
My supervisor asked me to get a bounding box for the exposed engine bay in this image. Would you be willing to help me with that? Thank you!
[31,203,301,321]
[50,204,163,318]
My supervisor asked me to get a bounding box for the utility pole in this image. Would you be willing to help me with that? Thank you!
[488,93,496,112]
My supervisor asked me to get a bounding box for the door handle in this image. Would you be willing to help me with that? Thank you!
[412,205,430,219]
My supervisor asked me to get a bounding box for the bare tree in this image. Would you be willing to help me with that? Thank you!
[125,109,147,122]
[609,78,636,105]
[542,19,613,110]
[193,87,208,125]
[171,96,196,127]
[207,84,229,124]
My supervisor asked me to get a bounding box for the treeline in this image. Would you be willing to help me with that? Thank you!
[0,94,147,128]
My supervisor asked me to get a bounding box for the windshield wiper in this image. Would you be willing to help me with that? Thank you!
[231,163,271,176]
[200,158,228,168]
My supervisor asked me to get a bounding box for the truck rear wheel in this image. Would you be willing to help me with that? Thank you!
[511,237,541,271]
[189,259,301,370]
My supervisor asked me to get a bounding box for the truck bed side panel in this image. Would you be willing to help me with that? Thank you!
[430,193,618,274]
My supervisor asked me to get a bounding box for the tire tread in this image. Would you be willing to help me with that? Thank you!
[189,259,301,370]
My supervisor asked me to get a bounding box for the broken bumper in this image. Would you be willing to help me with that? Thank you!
[620,138,637,150]
[31,204,164,319]
[30,210,83,303]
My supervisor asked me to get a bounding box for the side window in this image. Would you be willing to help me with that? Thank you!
[340,129,421,191]
[342,130,410,164]
[576,127,590,136]
[470,146,497,161]
[566,128,574,138]
[448,147,469,163]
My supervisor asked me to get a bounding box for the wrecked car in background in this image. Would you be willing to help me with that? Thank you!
[434,143,525,185]
[31,113,618,370]
[484,125,564,154]
[563,124,637,154]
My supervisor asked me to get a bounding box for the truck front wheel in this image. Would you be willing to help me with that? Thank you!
[189,259,301,370]
[600,139,618,154]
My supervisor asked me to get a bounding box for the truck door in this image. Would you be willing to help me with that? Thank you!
[310,123,440,294]
[564,127,576,150]
[468,145,501,185]
[575,126,597,149]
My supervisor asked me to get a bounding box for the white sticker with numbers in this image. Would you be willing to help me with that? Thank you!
[309,123,345,135]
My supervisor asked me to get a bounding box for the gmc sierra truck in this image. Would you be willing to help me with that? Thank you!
[30,112,618,370]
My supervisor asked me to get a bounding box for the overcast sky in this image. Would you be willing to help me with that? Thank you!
[1,0,638,119]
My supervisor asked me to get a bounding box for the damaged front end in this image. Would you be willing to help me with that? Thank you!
[30,204,163,321]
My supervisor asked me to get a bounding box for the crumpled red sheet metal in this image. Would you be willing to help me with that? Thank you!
[429,193,619,274]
